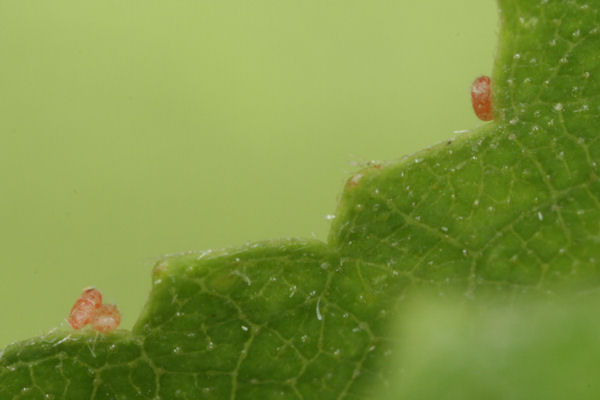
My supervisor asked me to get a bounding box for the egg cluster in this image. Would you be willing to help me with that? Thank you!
[67,288,121,333]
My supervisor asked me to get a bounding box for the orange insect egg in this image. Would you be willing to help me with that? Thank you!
[80,287,102,307]
[91,304,121,333]
[67,287,104,330]
[471,75,494,121]
[68,298,96,329]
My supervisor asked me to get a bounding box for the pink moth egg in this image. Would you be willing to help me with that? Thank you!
[471,75,494,121]
[91,304,121,333]
[67,288,103,330]
[68,298,96,330]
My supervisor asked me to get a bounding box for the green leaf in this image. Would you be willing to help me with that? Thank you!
[2,0,600,398]
[331,0,600,295]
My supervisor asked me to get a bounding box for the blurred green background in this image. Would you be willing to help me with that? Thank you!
[0,0,496,348]
[379,294,600,399]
